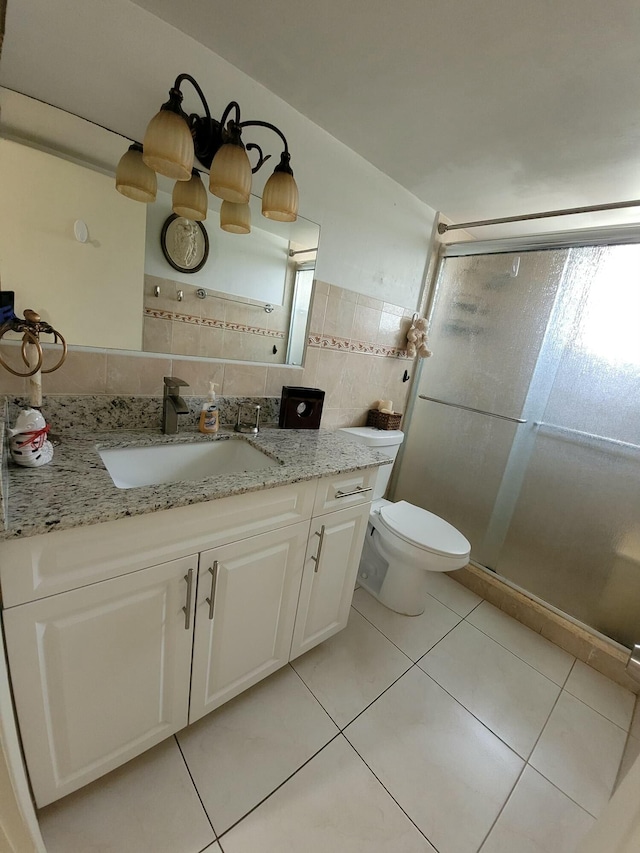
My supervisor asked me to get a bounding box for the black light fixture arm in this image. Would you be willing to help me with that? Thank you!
[238,120,290,157]
[172,73,212,125]
[241,120,294,178]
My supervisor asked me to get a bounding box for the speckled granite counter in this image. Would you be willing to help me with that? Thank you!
[2,427,389,540]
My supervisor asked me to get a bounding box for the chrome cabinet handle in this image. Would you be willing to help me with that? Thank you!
[182,568,194,630]
[334,486,373,499]
[310,525,326,572]
[206,561,219,621]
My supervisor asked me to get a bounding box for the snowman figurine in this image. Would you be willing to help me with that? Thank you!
[8,408,54,468]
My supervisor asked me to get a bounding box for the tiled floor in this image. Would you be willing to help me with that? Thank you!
[38,574,637,853]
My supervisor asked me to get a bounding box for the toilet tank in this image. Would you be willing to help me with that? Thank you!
[338,427,404,500]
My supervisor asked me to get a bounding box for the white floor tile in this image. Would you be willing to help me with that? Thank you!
[616,735,640,790]
[423,571,482,616]
[418,621,561,758]
[351,587,461,660]
[530,691,628,817]
[177,666,338,834]
[631,698,640,739]
[291,608,412,728]
[221,736,436,853]
[345,667,524,853]
[480,766,595,853]
[467,601,574,685]
[38,739,214,853]
[564,660,636,730]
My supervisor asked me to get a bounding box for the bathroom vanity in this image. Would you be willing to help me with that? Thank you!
[0,426,385,807]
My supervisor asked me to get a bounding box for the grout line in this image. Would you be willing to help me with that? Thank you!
[216,732,343,841]
[173,734,218,840]
[442,619,565,689]
[477,666,581,850]
[288,661,341,727]
[525,765,602,820]
[478,661,593,853]
[475,765,525,853]
[412,666,531,759]
[350,599,464,663]
[559,684,631,733]
[341,733,444,853]
[292,650,415,733]
[462,608,576,687]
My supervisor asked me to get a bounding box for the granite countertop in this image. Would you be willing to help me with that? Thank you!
[2,427,389,540]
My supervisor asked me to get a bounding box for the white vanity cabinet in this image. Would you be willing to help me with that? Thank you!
[291,502,370,660]
[0,468,377,807]
[2,554,198,806]
[189,522,309,723]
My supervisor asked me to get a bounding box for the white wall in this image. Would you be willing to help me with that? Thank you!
[0,139,145,349]
[145,191,289,305]
[0,0,436,310]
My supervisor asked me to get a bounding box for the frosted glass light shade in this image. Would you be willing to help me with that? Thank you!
[262,170,299,222]
[220,201,251,234]
[115,146,157,203]
[172,171,208,221]
[142,109,194,181]
[209,143,252,203]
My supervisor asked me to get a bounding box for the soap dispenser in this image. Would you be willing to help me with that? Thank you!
[199,382,219,434]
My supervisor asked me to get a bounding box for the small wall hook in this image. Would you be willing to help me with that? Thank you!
[153,285,160,297]
[73,219,89,243]
[402,370,410,382]
[177,289,184,302]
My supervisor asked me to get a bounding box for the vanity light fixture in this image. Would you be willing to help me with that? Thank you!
[115,73,299,234]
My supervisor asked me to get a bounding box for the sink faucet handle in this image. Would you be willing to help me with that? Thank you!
[164,376,189,389]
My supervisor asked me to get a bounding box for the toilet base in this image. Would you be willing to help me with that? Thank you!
[357,530,428,616]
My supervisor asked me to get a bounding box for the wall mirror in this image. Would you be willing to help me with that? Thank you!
[0,89,320,367]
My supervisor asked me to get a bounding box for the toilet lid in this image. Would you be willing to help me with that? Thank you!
[379,501,470,557]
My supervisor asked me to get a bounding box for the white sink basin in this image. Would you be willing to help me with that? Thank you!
[99,439,278,489]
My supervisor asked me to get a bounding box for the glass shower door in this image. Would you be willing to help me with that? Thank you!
[395,248,570,567]
[496,244,640,647]
[396,242,640,648]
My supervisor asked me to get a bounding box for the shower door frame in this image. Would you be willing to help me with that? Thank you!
[392,222,640,648]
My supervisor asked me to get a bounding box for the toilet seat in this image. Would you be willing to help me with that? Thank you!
[378,501,470,558]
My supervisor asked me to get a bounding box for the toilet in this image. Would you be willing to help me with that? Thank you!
[339,427,471,616]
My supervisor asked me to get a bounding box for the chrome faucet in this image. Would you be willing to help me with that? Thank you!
[162,376,190,434]
[235,403,261,434]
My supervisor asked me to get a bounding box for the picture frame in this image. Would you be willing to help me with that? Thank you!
[160,214,210,274]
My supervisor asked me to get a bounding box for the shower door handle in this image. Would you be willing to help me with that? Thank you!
[419,395,527,424]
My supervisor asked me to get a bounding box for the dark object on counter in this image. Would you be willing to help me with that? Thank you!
[279,386,325,429]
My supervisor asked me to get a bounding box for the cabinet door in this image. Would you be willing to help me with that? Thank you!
[290,502,370,661]
[189,522,309,724]
[3,555,197,807]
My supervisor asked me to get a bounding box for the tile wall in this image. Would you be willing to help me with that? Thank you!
[142,275,292,365]
[0,280,416,430]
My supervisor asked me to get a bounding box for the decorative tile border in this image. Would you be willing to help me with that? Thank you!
[307,332,410,359]
[144,308,286,340]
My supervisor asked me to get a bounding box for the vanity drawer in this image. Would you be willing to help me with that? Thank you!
[0,479,316,607]
[312,468,378,516]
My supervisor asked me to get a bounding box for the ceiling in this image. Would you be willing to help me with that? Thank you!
[3,0,640,236]
[127,0,640,233]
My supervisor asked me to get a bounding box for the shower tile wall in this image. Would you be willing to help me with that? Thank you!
[0,281,415,430]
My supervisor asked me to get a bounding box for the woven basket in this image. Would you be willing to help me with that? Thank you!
[367,409,402,430]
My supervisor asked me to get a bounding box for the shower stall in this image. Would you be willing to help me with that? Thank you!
[395,238,640,649]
